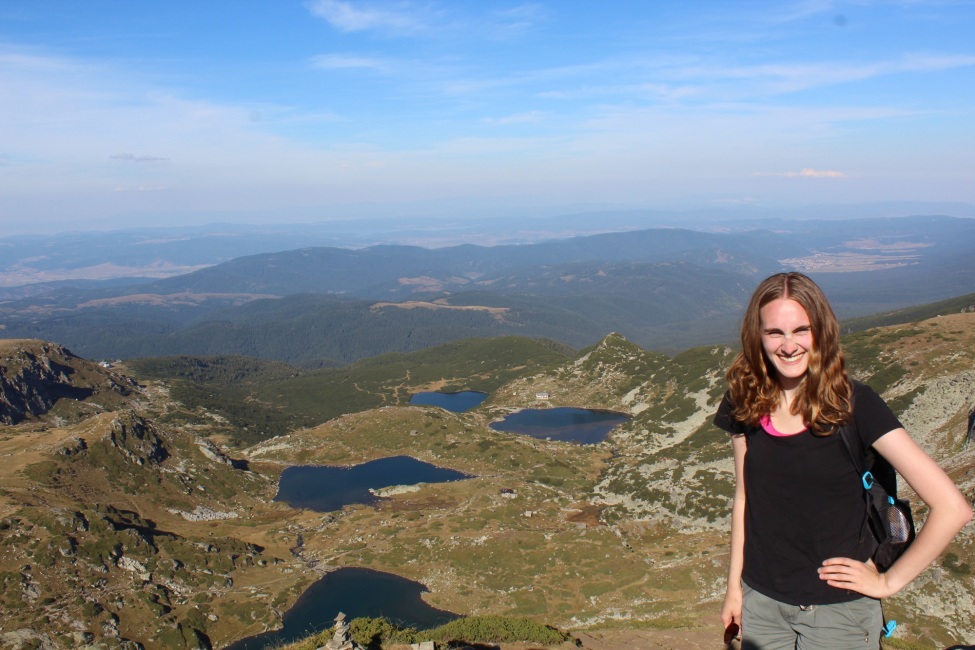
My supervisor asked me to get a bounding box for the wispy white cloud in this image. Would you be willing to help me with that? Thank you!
[491,3,547,34]
[436,46,975,114]
[306,1,547,40]
[769,0,842,25]
[753,168,846,177]
[111,153,168,163]
[430,134,550,156]
[306,0,427,34]
[112,185,169,193]
[0,48,312,191]
[442,60,619,97]
[659,52,975,98]
[481,111,546,126]
[899,52,975,72]
[309,53,391,72]
[715,196,761,205]
[538,81,701,103]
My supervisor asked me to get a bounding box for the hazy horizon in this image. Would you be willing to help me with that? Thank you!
[3,199,975,240]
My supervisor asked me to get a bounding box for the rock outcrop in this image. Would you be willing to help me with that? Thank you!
[109,412,169,466]
[0,339,137,423]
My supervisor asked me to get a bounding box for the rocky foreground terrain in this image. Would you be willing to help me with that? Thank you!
[0,312,973,649]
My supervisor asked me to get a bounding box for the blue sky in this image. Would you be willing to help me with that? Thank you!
[2,0,974,232]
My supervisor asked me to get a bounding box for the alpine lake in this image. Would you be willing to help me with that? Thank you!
[230,391,629,649]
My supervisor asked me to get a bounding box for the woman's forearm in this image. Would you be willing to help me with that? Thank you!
[882,494,972,594]
[727,435,748,592]
[728,492,745,587]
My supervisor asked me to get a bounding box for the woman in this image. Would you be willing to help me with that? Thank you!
[715,272,971,649]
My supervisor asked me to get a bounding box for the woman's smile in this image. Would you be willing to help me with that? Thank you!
[760,298,813,388]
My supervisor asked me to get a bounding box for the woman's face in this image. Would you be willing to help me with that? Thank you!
[760,298,813,389]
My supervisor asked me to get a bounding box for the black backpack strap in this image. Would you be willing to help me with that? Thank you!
[837,420,874,544]
[838,382,885,494]
[837,419,866,477]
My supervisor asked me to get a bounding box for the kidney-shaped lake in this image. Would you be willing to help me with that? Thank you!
[274,455,473,512]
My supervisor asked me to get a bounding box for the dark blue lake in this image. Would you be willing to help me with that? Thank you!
[489,407,629,445]
[409,390,488,412]
[224,567,460,650]
[274,455,473,512]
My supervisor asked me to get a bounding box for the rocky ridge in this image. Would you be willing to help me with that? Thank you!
[0,339,137,424]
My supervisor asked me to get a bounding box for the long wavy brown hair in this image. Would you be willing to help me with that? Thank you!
[726,272,852,435]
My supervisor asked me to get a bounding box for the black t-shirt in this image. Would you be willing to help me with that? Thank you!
[714,381,903,605]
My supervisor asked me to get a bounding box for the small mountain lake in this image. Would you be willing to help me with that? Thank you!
[489,407,630,445]
[274,455,473,512]
[224,567,460,650]
[409,390,488,412]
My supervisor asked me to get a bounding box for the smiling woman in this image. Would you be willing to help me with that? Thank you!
[714,272,972,649]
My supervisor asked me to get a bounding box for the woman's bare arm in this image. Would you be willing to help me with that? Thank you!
[721,434,748,629]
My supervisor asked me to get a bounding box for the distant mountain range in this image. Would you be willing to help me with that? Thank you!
[5,202,975,287]
[2,215,975,364]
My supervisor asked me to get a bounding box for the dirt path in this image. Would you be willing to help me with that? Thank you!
[574,628,727,649]
[481,627,731,650]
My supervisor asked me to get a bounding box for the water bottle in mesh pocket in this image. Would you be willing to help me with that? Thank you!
[872,493,915,573]
[887,497,914,543]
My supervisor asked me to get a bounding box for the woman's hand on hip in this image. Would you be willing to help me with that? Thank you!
[818,557,893,598]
